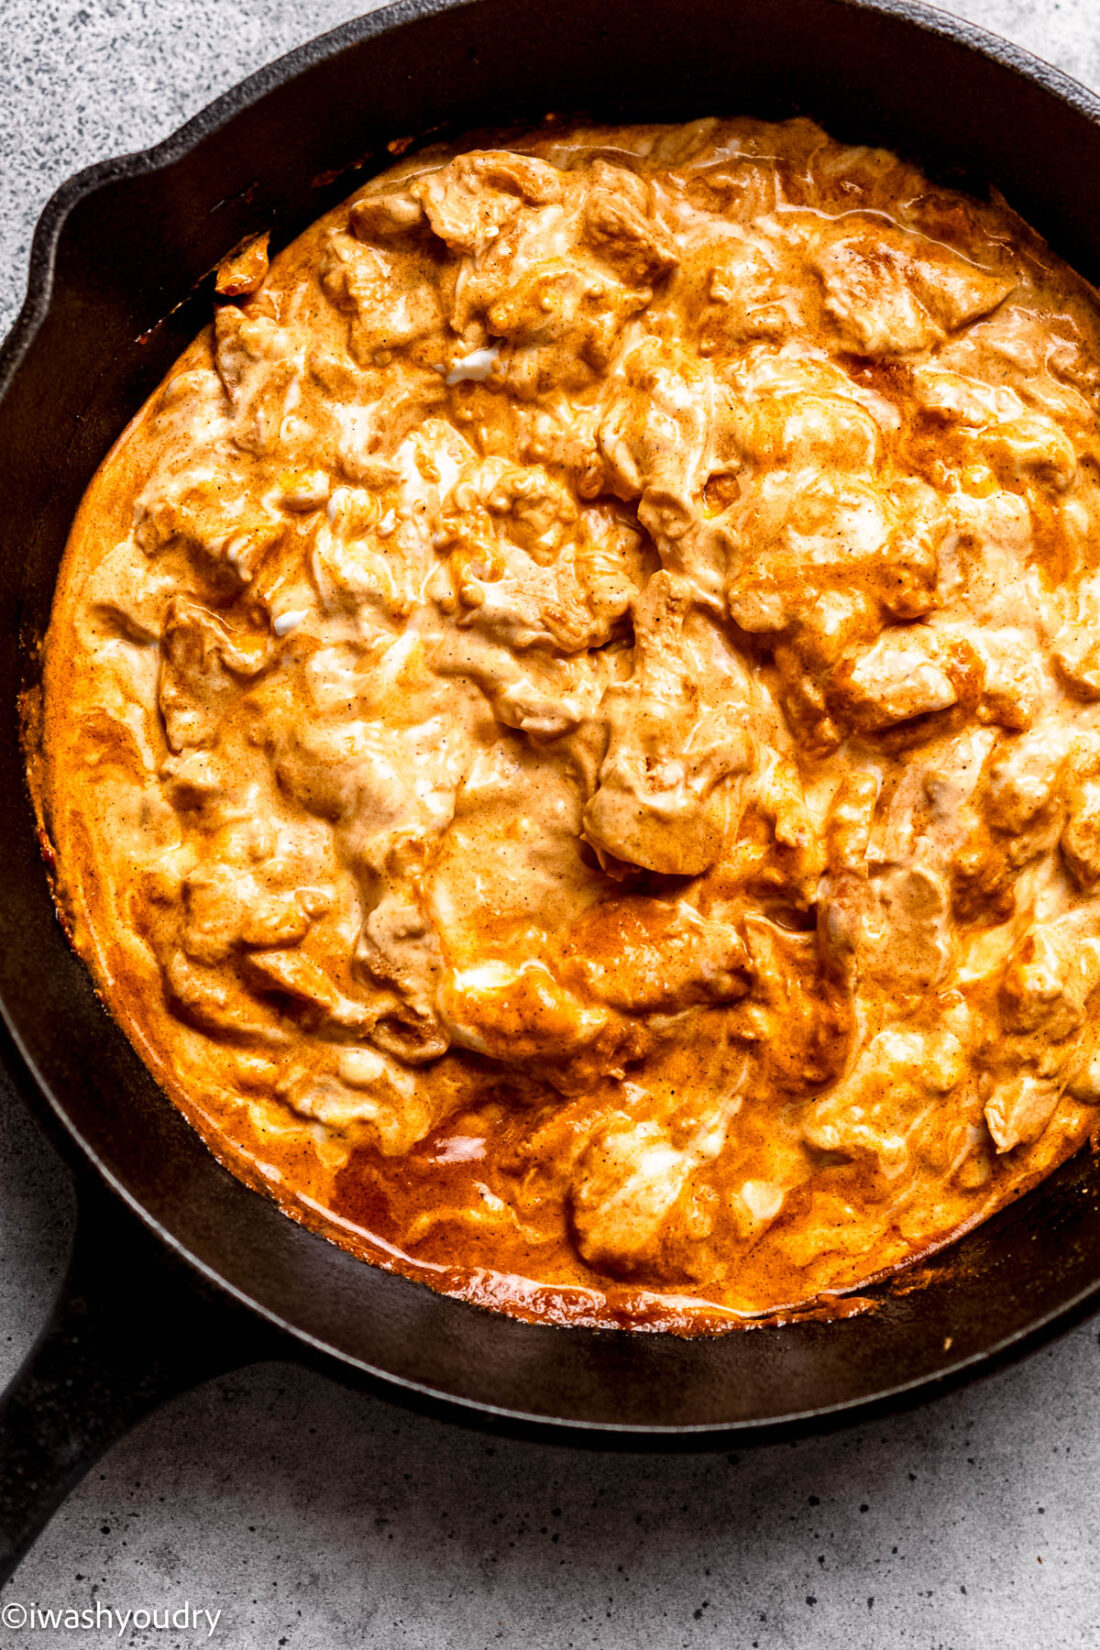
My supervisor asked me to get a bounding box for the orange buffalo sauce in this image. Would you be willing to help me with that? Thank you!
[34,118,1100,1330]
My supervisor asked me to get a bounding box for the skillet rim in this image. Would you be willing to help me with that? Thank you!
[5,0,1100,1440]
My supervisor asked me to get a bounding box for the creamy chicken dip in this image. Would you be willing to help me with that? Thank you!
[35,117,1100,1330]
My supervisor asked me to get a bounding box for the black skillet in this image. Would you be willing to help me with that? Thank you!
[4,0,1100,1586]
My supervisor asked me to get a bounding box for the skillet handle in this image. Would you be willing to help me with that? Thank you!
[0,1180,269,1587]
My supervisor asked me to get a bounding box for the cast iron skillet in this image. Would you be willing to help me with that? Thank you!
[4,0,1100,1585]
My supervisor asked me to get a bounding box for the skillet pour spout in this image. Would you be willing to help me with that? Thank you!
[5,0,1100,1584]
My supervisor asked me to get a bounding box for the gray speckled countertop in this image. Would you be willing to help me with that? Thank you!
[3,3,1100,1645]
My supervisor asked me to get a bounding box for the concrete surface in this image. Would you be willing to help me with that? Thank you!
[3,1,1100,1644]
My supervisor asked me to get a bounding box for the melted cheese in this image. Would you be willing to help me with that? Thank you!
[35,117,1100,1331]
